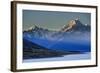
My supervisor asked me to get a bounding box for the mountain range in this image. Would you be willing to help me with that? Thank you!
[23,19,91,59]
[23,19,90,39]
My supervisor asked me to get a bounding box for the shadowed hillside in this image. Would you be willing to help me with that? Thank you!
[23,38,82,59]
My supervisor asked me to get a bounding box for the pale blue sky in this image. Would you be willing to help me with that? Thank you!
[23,10,91,30]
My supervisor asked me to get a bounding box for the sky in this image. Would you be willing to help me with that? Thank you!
[23,10,91,31]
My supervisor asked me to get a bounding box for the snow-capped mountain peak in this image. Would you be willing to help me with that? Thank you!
[23,18,90,40]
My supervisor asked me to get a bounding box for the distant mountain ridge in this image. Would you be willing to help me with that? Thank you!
[23,19,90,40]
[24,19,90,33]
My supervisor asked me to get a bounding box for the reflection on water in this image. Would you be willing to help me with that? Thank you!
[23,52,91,63]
